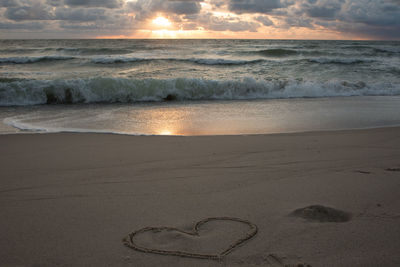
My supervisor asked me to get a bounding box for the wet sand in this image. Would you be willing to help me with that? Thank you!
[1,128,400,266]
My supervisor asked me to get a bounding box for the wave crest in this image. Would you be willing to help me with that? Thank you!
[56,47,133,55]
[91,56,264,65]
[307,58,374,64]
[1,77,399,106]
[257,49,298,57]
[0,56,75,64]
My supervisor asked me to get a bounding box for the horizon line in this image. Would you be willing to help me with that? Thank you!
[1,38,399,41]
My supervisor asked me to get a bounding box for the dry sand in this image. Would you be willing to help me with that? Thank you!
[1,127,400,266]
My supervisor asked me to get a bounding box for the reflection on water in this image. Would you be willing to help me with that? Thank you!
[2,96,400,135]
[120,101,285,135]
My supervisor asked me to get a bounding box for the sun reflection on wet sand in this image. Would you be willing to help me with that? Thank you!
[120,105,193,136]
[119,102,282,136]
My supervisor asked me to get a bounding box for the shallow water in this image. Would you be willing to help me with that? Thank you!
[1,39,399,135]
[2,96,400,135]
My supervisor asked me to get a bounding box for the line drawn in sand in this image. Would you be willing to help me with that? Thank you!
[123,217,258,260]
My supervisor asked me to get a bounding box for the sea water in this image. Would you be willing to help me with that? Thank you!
[1,39,399,135]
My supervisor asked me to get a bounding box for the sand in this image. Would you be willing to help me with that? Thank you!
[1,127,400,266]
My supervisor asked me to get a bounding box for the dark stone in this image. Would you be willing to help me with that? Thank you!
[164,94,177,101]
[291,205,351,223]
[45,90,58,104]
[65,88,73,104]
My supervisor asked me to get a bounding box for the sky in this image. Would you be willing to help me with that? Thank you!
[0,0,399,39]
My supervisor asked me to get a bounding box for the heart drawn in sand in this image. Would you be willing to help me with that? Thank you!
[123,217,258,260]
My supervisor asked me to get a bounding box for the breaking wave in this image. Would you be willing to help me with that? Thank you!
[91,56,265,65]
[248,47,399,58]
[1,77,399,106]
[55,47,133,55]
[257,49,298,57]
[0,48,44,53]
[307,58,374,64]
[0,56,75,64]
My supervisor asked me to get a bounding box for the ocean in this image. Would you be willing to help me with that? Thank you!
[1,39,399,135]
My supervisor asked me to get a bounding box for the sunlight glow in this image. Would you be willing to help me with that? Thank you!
[152,16,172,28]
[151,29,178,38]
[159,130,173,135]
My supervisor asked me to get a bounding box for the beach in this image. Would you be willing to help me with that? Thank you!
[1,2,400,266]
[1,127,400,266]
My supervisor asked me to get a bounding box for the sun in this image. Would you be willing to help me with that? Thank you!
[159,130,172,135]
[152,16,172,28]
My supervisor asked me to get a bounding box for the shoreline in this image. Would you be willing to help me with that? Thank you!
[1,126,400,266]
[2,95,400,136]
[2,123,400,137]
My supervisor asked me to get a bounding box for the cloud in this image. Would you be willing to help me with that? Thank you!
[64,0,124,9]
[128,0,201,20]
[283,16,313,28]
[55,8,107,21]
[339,0,400,27]
[4,2,54,20]
[58,21,99,29]
[0,20,45,29]
[166,0,201,15]
[314,0,400,38]
[228,0,285,14]
[304,1,341,19]
[46,0,63,6]
[267,0,400,39]
[255,15,274,26]
[197,12,260,31]
[209,0,226,8]
[0,0,399,39]
[0,0,21,7]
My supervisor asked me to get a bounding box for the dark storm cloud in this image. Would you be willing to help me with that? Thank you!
[305,4,341,19]
[214,0,399,38]
[55,8,107,21]
[0,0,399,39]
[0,0,20,7]
[297,0,342,20]
[3,1,109,22]
[166,1,201,14]
[317,0,399,38]
[284,16,313,28]
[197,12,260,31]
[128,0,201,20]
[228,0,284,14]
[46,0,63,6]
[4,2,54,20]
[209,0,226,8]
[255,15,274,26]
[261,0,400,39]
[339,0,400,27]
[64,0,124,9]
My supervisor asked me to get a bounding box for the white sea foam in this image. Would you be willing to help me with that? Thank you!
[91,56,146,64]
[3,116,146,135]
